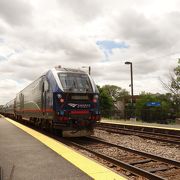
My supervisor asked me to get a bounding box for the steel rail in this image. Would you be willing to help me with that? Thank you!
[98,123,180,138]
[97,126,180,145]
[88,136,180,167]
[67,136,180,180]
[67,138,165,180]
[96,123,180,145]
[97,122,180,135]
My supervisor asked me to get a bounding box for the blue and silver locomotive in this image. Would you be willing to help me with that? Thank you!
[1,66,101,137]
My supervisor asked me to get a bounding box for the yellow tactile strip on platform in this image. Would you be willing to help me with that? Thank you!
[5,118,126,180]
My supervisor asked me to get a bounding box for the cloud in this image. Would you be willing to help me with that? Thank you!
[109,8,180,56]
[0,44,103,82]
[57,0,102,22]
[0,0,32,26]
[113,11,166,51]
[0,79,29,104]
[0,0,180,104]
[0,55,7,61]
[0,37,5,43]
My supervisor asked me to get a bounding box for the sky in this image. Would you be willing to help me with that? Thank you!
[0,0,180,104]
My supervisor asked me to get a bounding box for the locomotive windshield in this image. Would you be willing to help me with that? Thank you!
[58,73,93,93]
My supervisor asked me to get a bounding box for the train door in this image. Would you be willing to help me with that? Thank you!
[20,93,24,113]
[42,78,49,116]
[14,99,16,115]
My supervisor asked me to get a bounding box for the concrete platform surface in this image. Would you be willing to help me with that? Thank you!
[0,117,91,180]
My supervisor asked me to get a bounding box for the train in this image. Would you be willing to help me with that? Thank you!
[0,66,101,137]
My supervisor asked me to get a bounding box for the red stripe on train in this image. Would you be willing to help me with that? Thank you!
[16,109,54,112]
[70,110,89,115]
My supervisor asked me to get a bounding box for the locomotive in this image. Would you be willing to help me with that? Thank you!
[0,66,100,137]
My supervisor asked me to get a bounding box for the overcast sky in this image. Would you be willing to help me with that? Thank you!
[0,0,180,104]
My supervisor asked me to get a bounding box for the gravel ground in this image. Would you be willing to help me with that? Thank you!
[94,129,180,161]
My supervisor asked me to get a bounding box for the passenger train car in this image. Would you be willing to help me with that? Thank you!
[0,66,100,137]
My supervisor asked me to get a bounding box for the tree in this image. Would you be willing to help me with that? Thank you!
[171,59,180,94]
[135,92,174,123]
[99,85,129,118]
[161,59,180,117]
[101,85,129,102]
[97,86,114,117]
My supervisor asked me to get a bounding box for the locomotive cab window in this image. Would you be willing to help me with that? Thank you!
[58,73,93,93]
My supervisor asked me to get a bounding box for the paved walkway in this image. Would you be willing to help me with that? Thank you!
[0,117,91,180]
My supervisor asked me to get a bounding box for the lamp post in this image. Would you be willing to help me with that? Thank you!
[82,66,91,75]
[125,61,134,117]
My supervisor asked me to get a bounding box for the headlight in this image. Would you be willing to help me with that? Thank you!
[94,94,99,99]
[93,94,99,103]
[93,95,99,99]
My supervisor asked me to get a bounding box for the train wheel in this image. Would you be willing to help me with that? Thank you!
[40,119,45,130]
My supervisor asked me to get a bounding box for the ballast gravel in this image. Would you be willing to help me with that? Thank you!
[94,129,180,161]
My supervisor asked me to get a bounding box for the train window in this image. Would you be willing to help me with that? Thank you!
[58,73,93,93]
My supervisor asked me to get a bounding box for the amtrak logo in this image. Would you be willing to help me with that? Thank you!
[68,103,78,108]
[68,103,90,108]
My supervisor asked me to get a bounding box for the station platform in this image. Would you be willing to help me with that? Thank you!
[0,116,126,180]
[101,119,180,131]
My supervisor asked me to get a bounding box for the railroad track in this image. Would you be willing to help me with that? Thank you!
[66,136,180,180]
[96,123,180,145]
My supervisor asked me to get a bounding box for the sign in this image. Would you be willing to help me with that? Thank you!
[146,102,161,107]
[68,103,91,109]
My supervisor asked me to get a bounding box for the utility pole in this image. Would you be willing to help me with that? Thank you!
[125,61,134,117]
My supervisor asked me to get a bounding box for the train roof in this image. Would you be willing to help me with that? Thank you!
[54,66,86,74]
[16,66,90,95]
